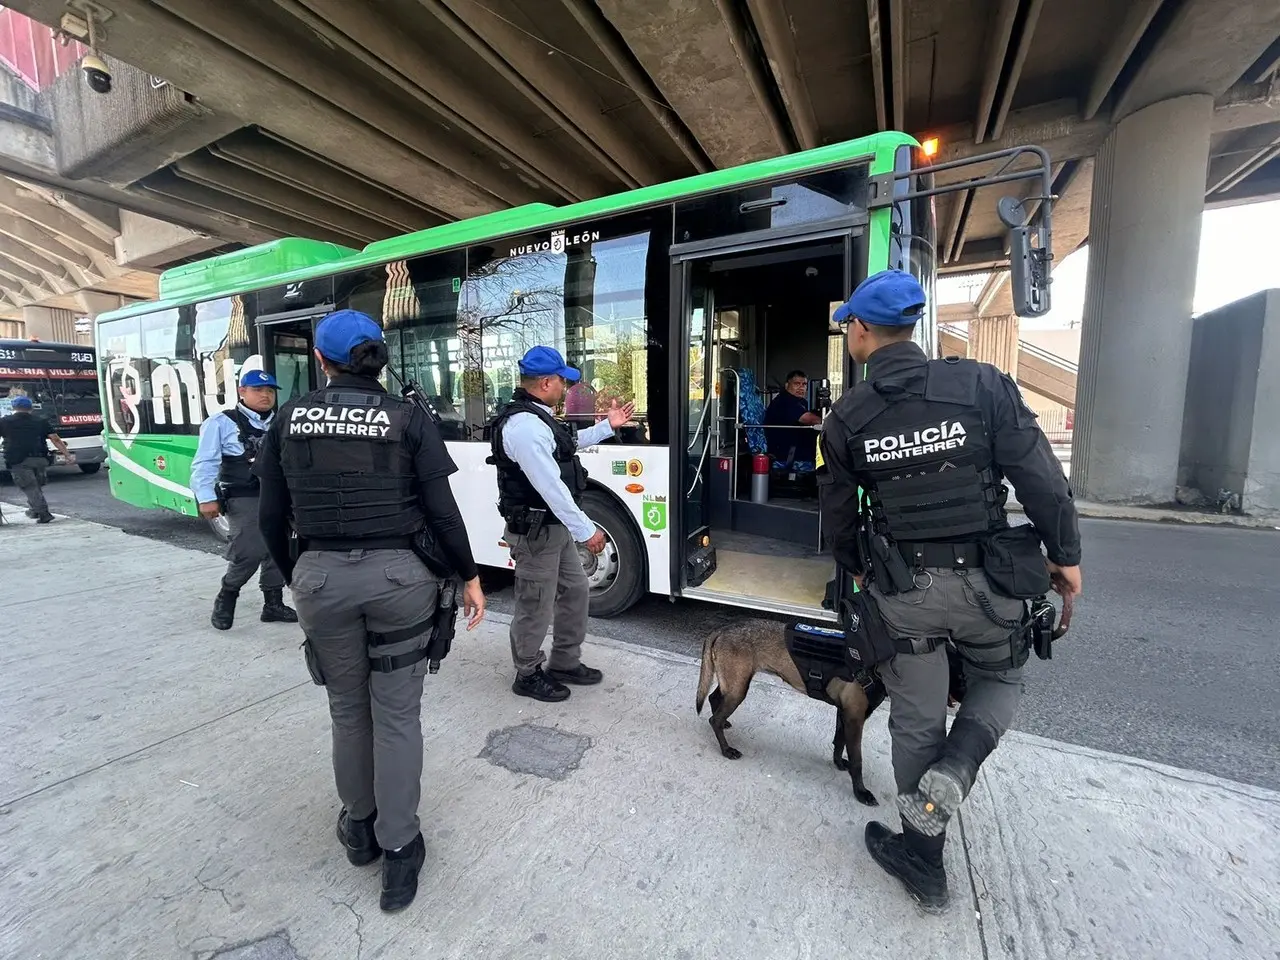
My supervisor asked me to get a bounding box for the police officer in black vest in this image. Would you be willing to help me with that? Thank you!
[819,270,1082,912]
[191,369,297,629]
[486,347,634,702]
[255,309,486,913]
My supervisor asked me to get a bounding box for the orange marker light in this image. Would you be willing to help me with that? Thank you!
[920,137,940,158]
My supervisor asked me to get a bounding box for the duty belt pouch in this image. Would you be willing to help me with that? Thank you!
[840,589,898,670]
[301,637,325,686]
[982,525,1052,599]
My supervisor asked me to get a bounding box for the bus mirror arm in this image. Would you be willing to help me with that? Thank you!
[385,362,442,426]
[868,143,1055,319]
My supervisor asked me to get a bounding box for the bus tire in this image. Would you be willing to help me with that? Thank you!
[208,514,232,544]
[78,462,101,474]
[579,488,646,619]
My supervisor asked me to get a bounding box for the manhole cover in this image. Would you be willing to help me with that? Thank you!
[480,723,592,780]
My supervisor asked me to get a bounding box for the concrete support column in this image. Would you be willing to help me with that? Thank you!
[969,314,1020,379]
[1072,94,1213,504]
[21,306,78,342]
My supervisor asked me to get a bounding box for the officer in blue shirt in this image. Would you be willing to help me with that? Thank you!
[191,368,297,630]
[486,346,634,702]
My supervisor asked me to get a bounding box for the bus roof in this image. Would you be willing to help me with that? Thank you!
[0,338,93,351]
[102,130,918,323]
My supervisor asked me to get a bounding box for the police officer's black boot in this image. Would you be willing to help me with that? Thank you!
[211,587,238,630]
[898,718,997,837]
[336,807,381,866]
[380,832,426,912]
[865,821,949,912]
[260,588,298,623]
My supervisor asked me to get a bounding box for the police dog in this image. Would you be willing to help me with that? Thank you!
[695,619,967,807]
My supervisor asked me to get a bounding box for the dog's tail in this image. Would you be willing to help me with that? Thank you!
[696,633,717,714]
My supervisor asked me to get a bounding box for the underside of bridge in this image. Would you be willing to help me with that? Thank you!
[1,0,1278,504]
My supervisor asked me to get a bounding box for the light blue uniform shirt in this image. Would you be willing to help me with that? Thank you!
[190,404,274,504]
[502,405,615,542]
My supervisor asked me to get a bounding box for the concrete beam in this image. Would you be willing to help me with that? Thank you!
[209,133,441,234]
[134,171,358,248]
[172,153,394,244]
[1206,123,1280,195]
[976,0,1045,144]
[0,234,72,276]
[866,0,906,131]
[75,291,127,317]
[279,0,607,201]
[8,0,518,219]
[149,0,539,209]
[0,218,92,270]
[1244,37,1280,84]
[114,210,221,270]
[1113,0,1280,120]
[593,0,785,167]
[556,0,711,173]
[1206,165,1280,208]
[0,178,114,255]
[1083,0,1165,120]
[430,0,663,188]
[0,257,43,288]
[745,0,820,150]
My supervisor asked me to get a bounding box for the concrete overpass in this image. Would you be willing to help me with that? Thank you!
[0,0,1278,506]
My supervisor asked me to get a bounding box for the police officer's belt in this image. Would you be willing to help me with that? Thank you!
[893,634,950,655]
[897,541,984,570]
[302,535,415,552]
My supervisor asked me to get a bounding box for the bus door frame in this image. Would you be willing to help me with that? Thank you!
[256,306,330,400]
[667,217,869,602]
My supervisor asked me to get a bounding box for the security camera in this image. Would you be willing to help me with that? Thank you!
[81,54,111,95]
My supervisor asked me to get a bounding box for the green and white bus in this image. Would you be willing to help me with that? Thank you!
[96,131,1053,619]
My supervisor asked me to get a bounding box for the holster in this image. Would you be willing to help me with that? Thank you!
[424,580,459,674]
[301,637,325,686]
[412,525,456,579]
[1028,596,1057,660]
[867,531,916,595]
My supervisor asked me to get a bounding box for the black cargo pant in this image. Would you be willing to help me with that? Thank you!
[870,567,1026,794]
[290,548,440,852]
[222,496,284,593]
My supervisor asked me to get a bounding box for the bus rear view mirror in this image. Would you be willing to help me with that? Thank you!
[998,196,1051,319]
[1007,225,1051,318]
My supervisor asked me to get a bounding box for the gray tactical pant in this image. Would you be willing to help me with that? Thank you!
[290,548,440,851]
[222,496,284,593]
[10,456,49,516]
[871,567,1026,794]
[506,523,590,677]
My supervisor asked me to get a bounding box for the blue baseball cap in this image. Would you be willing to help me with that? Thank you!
[315,309,384,364]
[11,395,32,409]
[518,346,580,382]
[833,269,926,326]
[239,369,278,389]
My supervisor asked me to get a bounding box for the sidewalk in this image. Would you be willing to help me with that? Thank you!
[2,513,1277,960]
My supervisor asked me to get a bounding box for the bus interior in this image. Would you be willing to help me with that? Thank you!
[679,236,856,618]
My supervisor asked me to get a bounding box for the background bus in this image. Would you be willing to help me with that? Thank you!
[94,131,1052,620]
[0,338,106,473]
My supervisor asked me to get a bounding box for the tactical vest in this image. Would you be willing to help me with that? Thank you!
[485,389,587,525]
[1,412,49,466]
[845,357,1007,545]
[279,385,424,541]
[217,407,266,498]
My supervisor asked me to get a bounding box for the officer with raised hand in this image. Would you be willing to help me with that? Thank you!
[191,368,297,630]
[818,269,1082,912]
[487,346,634,703]
[254,308,486,914]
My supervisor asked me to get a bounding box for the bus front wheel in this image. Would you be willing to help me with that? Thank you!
[579,488,646,619]
[208,514,232,544]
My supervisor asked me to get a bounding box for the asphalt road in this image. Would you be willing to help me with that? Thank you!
[7,466,1280,793]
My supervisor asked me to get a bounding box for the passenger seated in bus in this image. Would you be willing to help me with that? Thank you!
[763,370,821,464]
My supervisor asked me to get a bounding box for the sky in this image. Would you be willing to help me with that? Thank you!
[938,196,1280,330]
